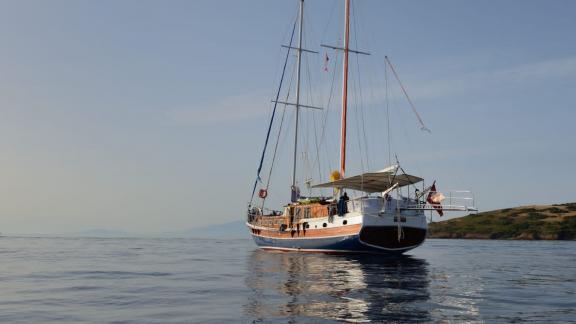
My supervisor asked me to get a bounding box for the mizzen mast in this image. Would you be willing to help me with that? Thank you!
[340,0,351,178]
[322,0,369,178]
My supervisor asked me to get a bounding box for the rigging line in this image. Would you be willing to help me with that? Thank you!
[304,52,317,186]
[390,160,400,194]
[382,80,425,185]
[352,0,370,172]
[389,70,425,180]
[303,7,319,55]
[312,48,340,176]
[322,51,340,172]
[385,58,392,167]
[320,0,339,43]
[370,54,394,164]
[249,19,298,207]
[274,9,302,91]
[385,56,431,133]
[364,52,381,168]
[352,68,365,174]
[261,53,298,211]
[356,57,370,172]
[303,35,314,177]
[311,108,322,181]
[397,161,418,193]
[262,105,288,210]
[347,47,365,175]
[352,87,365,193]
[304,49,323,183]
[304,111,312,184]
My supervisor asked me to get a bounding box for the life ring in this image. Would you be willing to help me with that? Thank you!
[258,189,268,199]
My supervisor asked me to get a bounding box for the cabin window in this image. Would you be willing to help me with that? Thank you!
[323,223,327,228]
[304,208,310,218]
[343,220,348,225]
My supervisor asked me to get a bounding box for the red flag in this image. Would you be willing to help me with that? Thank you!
[426,181,444,216]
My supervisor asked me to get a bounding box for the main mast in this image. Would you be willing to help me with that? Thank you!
[340,0,351,178]
[291,0,305,202]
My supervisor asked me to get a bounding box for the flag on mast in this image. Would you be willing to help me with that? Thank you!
[323,53,330,72]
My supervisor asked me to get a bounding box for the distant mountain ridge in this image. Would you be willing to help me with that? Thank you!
[429,203,576,240]
[186,220,248,239]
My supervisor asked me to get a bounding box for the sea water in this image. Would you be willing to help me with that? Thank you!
[0,236,574,323]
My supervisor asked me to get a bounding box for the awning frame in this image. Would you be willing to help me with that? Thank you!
[311,165,423,193]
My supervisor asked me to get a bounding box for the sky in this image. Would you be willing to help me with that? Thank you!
[0,0,575,234]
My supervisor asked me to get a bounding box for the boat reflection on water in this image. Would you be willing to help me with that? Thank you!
[244,250,430,323]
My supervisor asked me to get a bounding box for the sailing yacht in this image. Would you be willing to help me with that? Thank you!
[246,0,476,254]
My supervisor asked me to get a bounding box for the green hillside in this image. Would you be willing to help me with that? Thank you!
[428,203,576,240]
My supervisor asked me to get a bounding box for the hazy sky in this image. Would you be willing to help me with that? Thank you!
[0,0,575,234]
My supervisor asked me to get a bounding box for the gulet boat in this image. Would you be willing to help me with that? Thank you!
[246,0,476,254]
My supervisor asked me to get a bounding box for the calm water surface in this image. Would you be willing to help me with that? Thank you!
[0,236,574,323]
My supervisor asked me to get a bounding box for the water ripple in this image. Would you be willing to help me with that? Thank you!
[0,237,574,323]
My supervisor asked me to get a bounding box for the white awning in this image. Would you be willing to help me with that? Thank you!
[312,166,423,193]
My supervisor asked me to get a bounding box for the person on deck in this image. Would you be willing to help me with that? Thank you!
[338,192,349,216]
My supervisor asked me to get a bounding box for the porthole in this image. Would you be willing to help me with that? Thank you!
[323,223,327,228]
[343,220,348,225]
[305,224,310,229]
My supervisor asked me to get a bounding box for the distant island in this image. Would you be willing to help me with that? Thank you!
[429,203,576,240]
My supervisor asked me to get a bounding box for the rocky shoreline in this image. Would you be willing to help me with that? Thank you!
[428,203,576,241]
